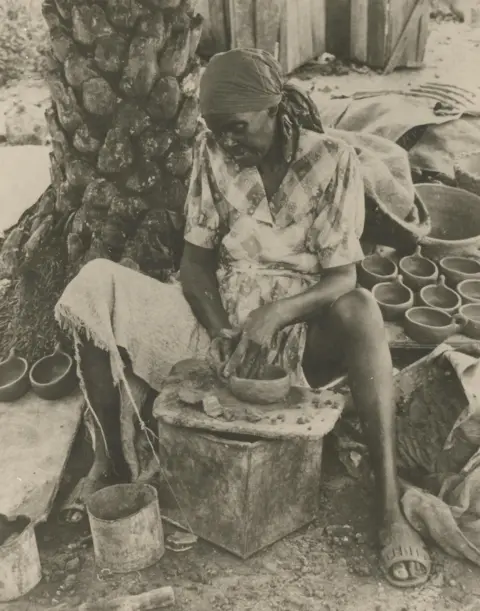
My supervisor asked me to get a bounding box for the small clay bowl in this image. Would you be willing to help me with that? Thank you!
[29,342,77,401]
[419,275,462,315]
[457,279,480,304]
[399,245,439,291]
[439,256,480,288]
[404,307,464,346]
[371,275,414,321]
[229,365,291,405]
[357,253,398,290]
[0,348,30,402]
[458,303,480,340]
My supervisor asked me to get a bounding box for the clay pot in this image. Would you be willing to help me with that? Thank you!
[0,348,30,402]
[416,183,480,258]
[457,304,480,340]
[404,307,464,346]
[357,253,398,290]
[419,275,462,315]
[229,365,291,405]
[439,256,480,288]
[371,275,414,321]
[398,245,438,291]
[457,279,480,304]
[29,342,77,401]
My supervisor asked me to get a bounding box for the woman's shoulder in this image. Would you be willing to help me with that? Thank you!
[297,128,356,160]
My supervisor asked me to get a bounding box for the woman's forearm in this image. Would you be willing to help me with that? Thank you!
[277,265,357,327]
[180,260,231,338]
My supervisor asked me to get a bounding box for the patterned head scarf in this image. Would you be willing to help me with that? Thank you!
[199,48,324,135]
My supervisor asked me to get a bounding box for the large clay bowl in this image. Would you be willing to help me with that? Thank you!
[404,307,464,347]
[419,275,461,315]
[229,365,291,405]
[416,183,480,258]
[0,348,30,402]
[439,256,480,288]
[29,343,77,401]
[458,303,480,340]
[398,245,438,291]
[457,279,480,304]
[357,254,398,290]
[371,276,414,321]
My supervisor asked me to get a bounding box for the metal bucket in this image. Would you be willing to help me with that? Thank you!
[86,483,164,573]
[0,519,42,602]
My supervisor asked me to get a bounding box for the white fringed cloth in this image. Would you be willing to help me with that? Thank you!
[55,258,211,483]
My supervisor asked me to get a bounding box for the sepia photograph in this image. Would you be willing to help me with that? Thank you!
[1,0,480,609]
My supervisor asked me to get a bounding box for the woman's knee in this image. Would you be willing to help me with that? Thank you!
[331,288,383,330]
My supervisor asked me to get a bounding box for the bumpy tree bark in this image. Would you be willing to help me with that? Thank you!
[0,0,203,362]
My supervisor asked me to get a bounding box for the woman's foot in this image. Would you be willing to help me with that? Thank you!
[380,514,431,588]
[60,463,115,524]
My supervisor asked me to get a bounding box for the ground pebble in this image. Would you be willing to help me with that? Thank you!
[448,578,457,587]
[65,557,81,572]
[431,572,445,587]
[64,574,76,591]
[325,525,353,537]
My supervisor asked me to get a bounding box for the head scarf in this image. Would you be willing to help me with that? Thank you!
[199,48,324,135]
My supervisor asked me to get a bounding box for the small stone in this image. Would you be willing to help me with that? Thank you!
[64,574,76,591]
[431,572,445,587]
[65,557,81,572]
[325,525,353,537]
[448,578,457,587]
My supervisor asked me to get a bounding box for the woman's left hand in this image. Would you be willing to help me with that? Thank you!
[242,302,286,347]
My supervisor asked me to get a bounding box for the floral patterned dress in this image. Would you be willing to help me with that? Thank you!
[183,126,365,385]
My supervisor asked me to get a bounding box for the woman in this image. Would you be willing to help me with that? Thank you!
[56,49,430,587]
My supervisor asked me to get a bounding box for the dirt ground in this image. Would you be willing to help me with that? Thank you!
[3,11,480,611]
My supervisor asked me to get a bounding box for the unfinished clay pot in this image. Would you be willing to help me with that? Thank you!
[417,183,480,258]
[404,307,464,346]
[371,275,414,321]
[29,342,77,401]
[0,349,30,402]
[458,303,480,340]
[419,275,462,315]
[399,245,438,291]
[357,253,398,290]
[457,279,480,304]
[229,365,291,405]
[439,256,480,288]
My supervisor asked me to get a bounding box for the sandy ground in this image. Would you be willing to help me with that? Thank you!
[2,14,480,611]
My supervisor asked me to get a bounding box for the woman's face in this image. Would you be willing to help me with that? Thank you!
[204,108,277,167]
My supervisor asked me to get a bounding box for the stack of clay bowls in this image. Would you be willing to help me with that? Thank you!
[358,246,480,346]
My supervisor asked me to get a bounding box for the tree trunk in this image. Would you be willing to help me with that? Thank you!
[0,0,203,362]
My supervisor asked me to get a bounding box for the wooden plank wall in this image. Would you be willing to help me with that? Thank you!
[343,0,430,69]
[197,0,328,73]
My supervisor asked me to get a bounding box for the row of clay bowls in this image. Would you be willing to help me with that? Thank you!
[358,246,480,345]
[0,343,77,403]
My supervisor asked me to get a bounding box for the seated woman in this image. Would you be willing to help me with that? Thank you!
[55,48,430,588]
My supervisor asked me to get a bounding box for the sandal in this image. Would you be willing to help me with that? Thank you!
[380,523,431,588]
[59,474,111,524]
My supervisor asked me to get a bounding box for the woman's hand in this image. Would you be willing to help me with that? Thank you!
[208,328,241,376]
[242,302,286,347]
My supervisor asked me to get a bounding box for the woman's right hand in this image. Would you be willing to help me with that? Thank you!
[208,328,241,377]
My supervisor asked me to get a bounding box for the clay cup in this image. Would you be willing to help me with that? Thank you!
[419,275,462,315]
[399,245,439,291]
[458,303,480,340]
[371,275,414,321]
[439,256,480,288]
[404,307,465,346]
[457,279,480,304]
[358,253,398,290]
